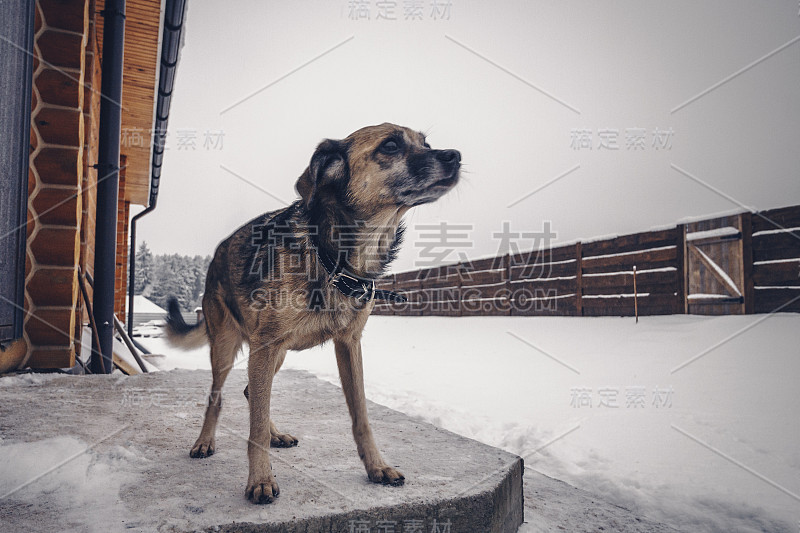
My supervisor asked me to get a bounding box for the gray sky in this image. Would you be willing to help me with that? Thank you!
[135,0,800,272]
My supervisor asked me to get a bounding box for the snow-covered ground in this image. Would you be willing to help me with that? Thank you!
[138,313,800,532]
[125,295,166,313]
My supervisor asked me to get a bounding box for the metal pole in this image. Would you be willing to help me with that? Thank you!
[77,267,101,374]
[113,314,148,373]
[91,0,126,374]
[127,215,135,337]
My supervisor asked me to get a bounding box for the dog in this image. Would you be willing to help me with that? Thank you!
[165,123,461,504]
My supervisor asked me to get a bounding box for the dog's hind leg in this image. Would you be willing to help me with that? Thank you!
[334,333,404,486]
[268,350,298,448]
[190,300,242,458]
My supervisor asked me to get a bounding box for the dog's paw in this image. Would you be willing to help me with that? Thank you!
[270,432,299,448]
[367,465,405,486]
[189,438,215,458]
[245,475,280,504]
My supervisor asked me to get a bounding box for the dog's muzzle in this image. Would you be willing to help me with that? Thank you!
[398,148,461,206]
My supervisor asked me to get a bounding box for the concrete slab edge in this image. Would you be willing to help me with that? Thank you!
[202,458,524,533]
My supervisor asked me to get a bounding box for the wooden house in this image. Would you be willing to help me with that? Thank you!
[0,0,185,372]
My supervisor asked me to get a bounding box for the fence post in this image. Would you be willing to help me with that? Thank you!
[675,224,687,314]
[575,242,583,317]
[740,212,754,314]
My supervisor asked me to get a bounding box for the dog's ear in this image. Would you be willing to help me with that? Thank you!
[296,139,349,208]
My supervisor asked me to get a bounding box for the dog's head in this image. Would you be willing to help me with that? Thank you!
[295,123,461,217]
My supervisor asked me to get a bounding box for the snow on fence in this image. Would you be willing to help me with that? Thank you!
[372,204,800,317]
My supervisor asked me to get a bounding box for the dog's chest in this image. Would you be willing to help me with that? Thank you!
[284,299,367,351]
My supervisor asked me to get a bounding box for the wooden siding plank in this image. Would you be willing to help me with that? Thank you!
[751,231,800,262]
[753,289,800,313]
[752,262,800,286]
[509,260,577,280]
[509,243,576,265]
[582,229,676,257]
[751,205,800,233]
[581,247,677,274]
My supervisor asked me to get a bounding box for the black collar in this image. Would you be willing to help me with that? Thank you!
[315,249,407,303]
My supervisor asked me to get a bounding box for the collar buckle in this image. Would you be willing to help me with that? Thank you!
[357,279,376,302]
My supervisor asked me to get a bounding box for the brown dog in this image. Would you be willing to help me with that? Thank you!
[165,123,461,503]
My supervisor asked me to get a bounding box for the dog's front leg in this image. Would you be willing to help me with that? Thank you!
[245,342,283,503]
[334,336,404,486]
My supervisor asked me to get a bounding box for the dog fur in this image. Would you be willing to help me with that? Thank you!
[165,123,461,504]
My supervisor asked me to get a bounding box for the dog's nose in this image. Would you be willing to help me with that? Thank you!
[436,149,461,164]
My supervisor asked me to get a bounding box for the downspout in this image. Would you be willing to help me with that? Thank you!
[127,0,187,338]
[91,0,126,374]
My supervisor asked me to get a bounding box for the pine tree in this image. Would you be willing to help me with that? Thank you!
[137,250,211,312]
[134,241,153,295]
[191,255,207,309]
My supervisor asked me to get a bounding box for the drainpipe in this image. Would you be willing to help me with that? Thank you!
[127,202,154,338]
[91,0,126,374]
[127,0,186,338]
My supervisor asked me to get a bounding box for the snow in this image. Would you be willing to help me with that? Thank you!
[136,313,800,532]
[751,227,800,237]
[583,266,677,277]
[0,372,59,388]
[113,336,159,373]
[77,326,160,373]
[510,275,576,283]
[753,257,800,266]
[583,245,675,261]
[519,292,575,302]
[0,436,137,532]
[125,294,166,314]
[676,208,749,225]
[131,319,165,338]
[686,227,740,241]
[136,334,226,372]
[582,292,650,299]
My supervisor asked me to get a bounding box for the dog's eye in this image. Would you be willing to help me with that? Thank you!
[380,140,400,154]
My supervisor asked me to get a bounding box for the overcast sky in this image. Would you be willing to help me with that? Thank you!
[134,0,800,272]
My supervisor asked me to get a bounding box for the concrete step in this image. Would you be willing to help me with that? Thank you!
[0,368,523,532]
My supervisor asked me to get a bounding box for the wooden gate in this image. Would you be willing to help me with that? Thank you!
[684,214,747,315]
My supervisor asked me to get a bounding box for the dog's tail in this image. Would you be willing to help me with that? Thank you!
[164,297,208,350]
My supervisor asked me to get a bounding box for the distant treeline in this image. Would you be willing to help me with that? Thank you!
[133,241,211,312]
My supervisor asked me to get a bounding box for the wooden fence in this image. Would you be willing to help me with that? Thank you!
[372,204,800,317]
[750,205,800,314]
